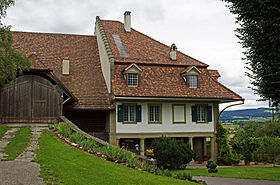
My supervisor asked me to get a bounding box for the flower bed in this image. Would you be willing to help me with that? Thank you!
[51,122,200,183]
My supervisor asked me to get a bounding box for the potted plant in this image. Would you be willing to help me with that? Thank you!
[207,160,218,173]
[232,153,242,166]
[203,155,210,161]
[252,151,261,165]
[260,153,269,164]
[243,149,252,165]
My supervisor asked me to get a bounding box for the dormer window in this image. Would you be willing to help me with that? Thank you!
[123,63,142,87]
[181,66,201,89]
[188,75,198,88]
[127,73,138,87]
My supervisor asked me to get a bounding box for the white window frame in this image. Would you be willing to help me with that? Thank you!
[188,75,198,88]
[197,105,207,122]
[123,105,135,123]
[148,104,161,123]
[127,73,138,87]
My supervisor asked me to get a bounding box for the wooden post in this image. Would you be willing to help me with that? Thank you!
[189,137,193,150]
[204,137,207,156]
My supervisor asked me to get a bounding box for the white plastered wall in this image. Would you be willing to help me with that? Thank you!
[116,102,214,134]
[95,23,111,93]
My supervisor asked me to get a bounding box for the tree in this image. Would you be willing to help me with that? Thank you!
[0,0,30,85]
[222,0,280,106]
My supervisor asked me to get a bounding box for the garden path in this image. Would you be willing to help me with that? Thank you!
[193,176,280,185]
[0,125,46,185]
[0,127,19,160]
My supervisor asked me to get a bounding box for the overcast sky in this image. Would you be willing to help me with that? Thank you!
[3,0,269,110]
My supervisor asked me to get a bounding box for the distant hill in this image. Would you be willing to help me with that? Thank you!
[219,107,275,123]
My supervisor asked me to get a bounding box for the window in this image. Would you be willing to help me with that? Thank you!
[191,105,212,123]
[188,75,197,88]
[123,105,135,122]
[172,104,186,124]
[127,73,138,87]
[197,105,207,122]
[117,104,142,123]
[149,104,161,123]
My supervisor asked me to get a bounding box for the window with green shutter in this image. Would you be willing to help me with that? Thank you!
[118,104,142,124]
[117,105,123,122]
[192,105,212,123]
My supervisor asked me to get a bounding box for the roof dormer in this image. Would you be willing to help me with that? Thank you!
[123,63,142,87]
[181,66,201,88]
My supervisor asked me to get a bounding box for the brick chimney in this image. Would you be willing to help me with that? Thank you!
[170,44,177,60]
[124,11,131,32]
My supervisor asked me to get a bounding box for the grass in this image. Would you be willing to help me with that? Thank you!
[0,125,11,140]
[172,166,280,181]
[35,130,197,185]
[3,127,31,160]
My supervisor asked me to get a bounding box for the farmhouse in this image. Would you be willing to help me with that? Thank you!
[0,12,243,160]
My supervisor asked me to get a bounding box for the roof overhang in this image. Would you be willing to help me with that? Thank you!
[115,96,244,103]
[28,69,78,102]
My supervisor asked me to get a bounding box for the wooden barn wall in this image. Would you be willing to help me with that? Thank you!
[0,75,62,123]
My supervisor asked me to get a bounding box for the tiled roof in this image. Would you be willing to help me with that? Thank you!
[12,31,112,110]
[100,20,208,67]
[100,19,242,101]
[208,70,221,77]
[113,64,242,100]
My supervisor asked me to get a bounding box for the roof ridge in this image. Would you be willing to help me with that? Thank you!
[12,31,95,37]
[95,17,114,60]
[100,19,208,67]
[28,52,48,69]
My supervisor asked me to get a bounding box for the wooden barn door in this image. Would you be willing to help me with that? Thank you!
[0,75,62,123]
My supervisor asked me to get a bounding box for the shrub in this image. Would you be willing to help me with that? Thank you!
[207,160,218,173]
[151,136,194,169]
[260,136,280,163]
[55,122,72,138]
[206,160,214,168]
[216,123,233,165]
[175,172,192,180]
[232,153,243,164]
[70,132,85,146]
[80,139,97,150]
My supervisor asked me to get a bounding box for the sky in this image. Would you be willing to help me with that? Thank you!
[2,0,269,110]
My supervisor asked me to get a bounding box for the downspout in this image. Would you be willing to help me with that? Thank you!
[217,99,245,124]
[216,99,245,158]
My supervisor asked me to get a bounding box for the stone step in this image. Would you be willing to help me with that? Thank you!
[15,152,36,162]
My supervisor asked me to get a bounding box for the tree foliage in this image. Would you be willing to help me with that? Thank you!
[223,0,280,106]
[151,137,194,169]
[0,0,30,85]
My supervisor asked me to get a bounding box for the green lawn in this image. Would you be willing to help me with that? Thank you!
[172,166,280,181]
[35,131,197,185]
[0,125,10,140]
[3,127,31,160]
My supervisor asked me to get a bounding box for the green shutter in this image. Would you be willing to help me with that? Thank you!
[136,105,142,122]
[192,106,197,122]
[118,105,123,122]
[207,106,212,122]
